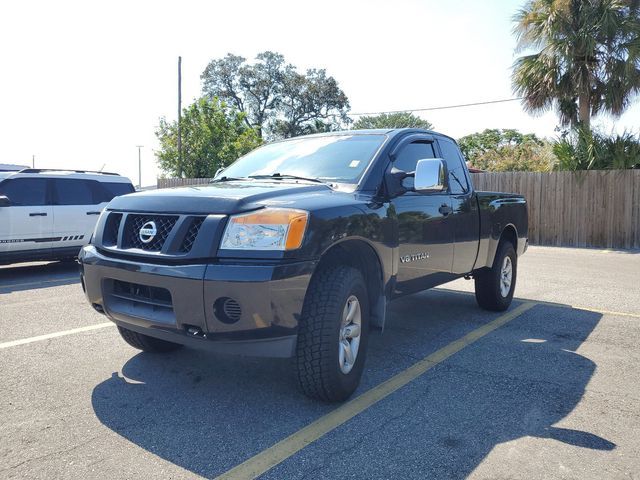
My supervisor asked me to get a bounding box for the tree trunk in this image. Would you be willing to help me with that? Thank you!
[578,92,590,129]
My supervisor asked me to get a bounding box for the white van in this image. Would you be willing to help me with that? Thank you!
[0,169,134,265]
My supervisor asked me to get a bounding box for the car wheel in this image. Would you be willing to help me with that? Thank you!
[117,326,184,353]
[294,265,369,402]
[474,241,517,312]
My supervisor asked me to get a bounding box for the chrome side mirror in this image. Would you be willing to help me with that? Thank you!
[414,158,446,193]
[0,195,10,207]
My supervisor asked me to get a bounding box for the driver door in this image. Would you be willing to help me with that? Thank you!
[0,177,54,255]
[390,140,455,296]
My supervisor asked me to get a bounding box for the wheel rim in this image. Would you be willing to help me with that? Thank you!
[500,256,513,297]
[338,295,362,374]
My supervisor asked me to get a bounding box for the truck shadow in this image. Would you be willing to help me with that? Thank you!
[0,261,79,294]
[91,290,613,478]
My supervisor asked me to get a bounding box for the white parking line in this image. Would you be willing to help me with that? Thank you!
[0,323,115,350]
[0,277,79,290]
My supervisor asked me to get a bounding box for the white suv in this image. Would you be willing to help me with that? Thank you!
[0,169,134,265]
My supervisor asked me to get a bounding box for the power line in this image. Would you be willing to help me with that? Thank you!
[350,97,524,116]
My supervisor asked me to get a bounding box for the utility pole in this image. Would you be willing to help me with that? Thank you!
[32,155,35,168]
[177,56,182,177]
[136,145,143,189]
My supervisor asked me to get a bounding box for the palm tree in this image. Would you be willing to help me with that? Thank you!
[512,0,640,128]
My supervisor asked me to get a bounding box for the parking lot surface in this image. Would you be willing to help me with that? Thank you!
[1,246,639,479]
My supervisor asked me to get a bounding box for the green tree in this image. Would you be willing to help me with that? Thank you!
[458,129,555,172]
[201,51,350,139]
[270,68,351,138]
[155,98,262,178]
[352,112,433,130]
[512,0,640,128]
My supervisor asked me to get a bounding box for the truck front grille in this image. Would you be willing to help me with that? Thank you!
[98,212,216,257]
[103,213,122,246]
[179,217,205,253]
[122,214,178,251]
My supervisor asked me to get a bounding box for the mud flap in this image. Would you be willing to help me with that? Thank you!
[370,294,387,332]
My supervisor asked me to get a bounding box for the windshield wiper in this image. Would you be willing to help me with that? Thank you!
[209,176,249,183]
[248,173,325,184]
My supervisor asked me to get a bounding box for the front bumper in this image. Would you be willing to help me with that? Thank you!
[79,245,316,357]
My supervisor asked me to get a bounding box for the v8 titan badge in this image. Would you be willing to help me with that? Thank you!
[400,252,429,263]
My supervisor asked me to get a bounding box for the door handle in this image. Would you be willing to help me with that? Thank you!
[86,211,101,215]
[29,212,47,217]
[439,204,453,216]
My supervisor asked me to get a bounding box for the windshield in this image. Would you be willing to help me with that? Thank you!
[218,134,386,184]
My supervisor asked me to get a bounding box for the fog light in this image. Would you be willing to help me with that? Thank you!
[214,297,242,324]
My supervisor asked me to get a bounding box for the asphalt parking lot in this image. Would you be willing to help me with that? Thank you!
[1,246,639,479]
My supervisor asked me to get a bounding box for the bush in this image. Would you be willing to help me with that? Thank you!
[473,142,557,172]
[459,129,555,172]
[553,128,640,171]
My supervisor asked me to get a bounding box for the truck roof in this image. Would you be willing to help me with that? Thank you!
[287,128,459,144]
[0,169,132,183]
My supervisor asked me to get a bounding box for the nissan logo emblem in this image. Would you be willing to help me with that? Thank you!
[139,221,157,244]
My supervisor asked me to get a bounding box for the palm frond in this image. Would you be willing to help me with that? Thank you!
[513,0,640,126]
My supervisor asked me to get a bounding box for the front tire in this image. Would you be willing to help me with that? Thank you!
[294,265,369,402]
[474,241,517,311]
[117,326,184,353]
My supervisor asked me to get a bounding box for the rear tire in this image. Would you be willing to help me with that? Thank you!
[117,326,184,353]
[474,241,517,311]
[294,265,369,402]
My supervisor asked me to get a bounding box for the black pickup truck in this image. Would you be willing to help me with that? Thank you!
[79,129,527,401]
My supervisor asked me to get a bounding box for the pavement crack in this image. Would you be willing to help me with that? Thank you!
[0,434,102,472]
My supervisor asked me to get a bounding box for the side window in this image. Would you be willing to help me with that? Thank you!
[394,142,436,172]
[53,179,96,205]
[100,182,135,202]
[0,178,48,206]
[394,142,436,191]
[438,138,469,194]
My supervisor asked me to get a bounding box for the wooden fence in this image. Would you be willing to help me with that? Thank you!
[158,177,212,188]
[159,169,640,249]
[470,170,640,249]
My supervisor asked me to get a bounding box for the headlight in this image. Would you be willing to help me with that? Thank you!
[220,208,309,251]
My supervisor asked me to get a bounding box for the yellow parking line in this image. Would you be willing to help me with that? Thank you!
[216,302,537,480]
[435,288,640,319]
[0,277,79,290]
[0,323,115,350]
[536,303,640,319]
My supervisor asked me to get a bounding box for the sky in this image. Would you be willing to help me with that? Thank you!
[1,0,639,186]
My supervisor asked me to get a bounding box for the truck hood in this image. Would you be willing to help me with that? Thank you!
[106,181,334,215]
